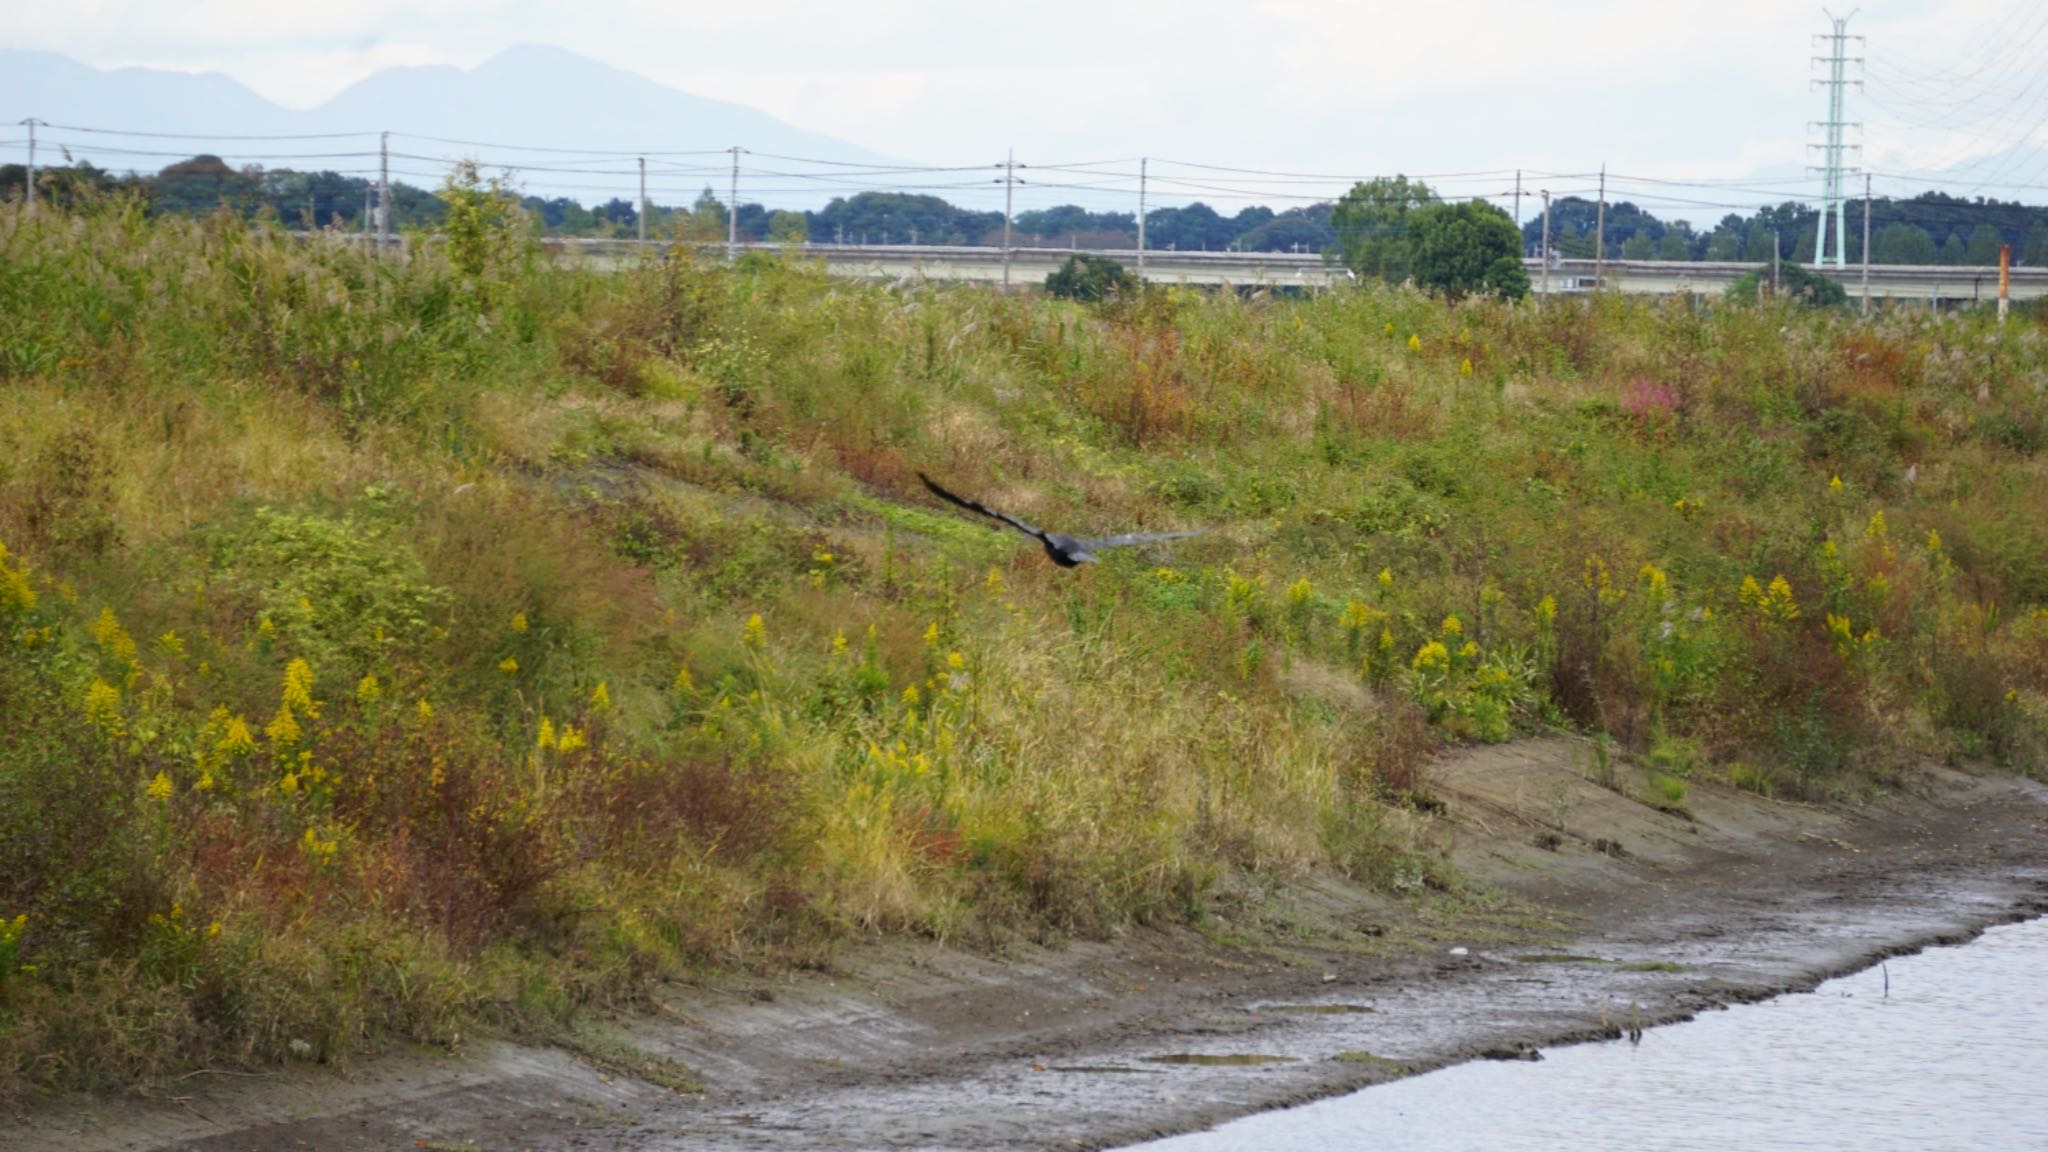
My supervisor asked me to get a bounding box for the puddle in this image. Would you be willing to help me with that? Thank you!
[1511,954,1611,964]
[1047,1065,1165,1075]
[1259,1003,1376,1016]
[1143,1054,1298,1067]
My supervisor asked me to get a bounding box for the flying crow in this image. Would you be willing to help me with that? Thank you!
[917,472,1205,567]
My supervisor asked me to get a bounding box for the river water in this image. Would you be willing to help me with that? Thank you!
[1126,916,2048,1152]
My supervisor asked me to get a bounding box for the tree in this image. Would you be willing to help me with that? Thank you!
[768,210,809,244]
[1725,261,1848,308]
[1622,232,1655,260]
[1406,199,1529,300]
[1330,175,1434,283]
[1872,222,1936,264]
[2025,221,2048,267]
[1965,223,2005,265]
[437,159,528,305]
[1658,231,1693,261]
[1045,254,1137,302]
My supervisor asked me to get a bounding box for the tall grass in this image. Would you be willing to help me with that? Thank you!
[2,199,2045,1098]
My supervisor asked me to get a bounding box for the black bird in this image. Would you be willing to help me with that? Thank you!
[918,472,1205,568]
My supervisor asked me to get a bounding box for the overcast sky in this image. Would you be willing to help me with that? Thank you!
[16,0,2048,209]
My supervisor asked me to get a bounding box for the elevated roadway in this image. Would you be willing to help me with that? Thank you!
[546,239,2048,305]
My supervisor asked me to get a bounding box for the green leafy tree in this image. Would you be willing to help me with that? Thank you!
[1965,223,2006,265]
[2025,221,2048,267]
[1406,199,1529,300]
[437,160,528,305]
[1725,261,1848,308]
[1872,222,1937,264]
[1045,254,1138,302]
[768,210,809,244]
[1622,232,1655,260]
[1331,175,1434,283]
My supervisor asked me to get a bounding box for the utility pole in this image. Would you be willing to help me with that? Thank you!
[1513,169,1523,255]
[637,156,647,246]
[1860,172,1872,316]
[1539,189,1552,304]
[21,118,37,214]
[378,130,390,255]
[727,146,742,261]
[1810,9,1863,266]
[1137,157,1148,281]
[1999,243,2011,325]
[999,148,1018,290]
[1593,163,1607,288]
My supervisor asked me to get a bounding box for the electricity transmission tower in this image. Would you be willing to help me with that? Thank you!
[1810,9,1863,266]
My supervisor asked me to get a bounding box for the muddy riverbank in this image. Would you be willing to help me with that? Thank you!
[14,737,2048,1152]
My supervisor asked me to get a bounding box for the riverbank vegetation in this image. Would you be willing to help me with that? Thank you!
[1,196,2044,1100]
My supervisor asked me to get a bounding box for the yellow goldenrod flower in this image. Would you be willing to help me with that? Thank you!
[1926,529,1943,553]
[1441,614,1463,638]
[1458,640,1479,661]
[278,771,299,795]
[831,631,849,656]
[0,542,37,615]
[265,703,302,747]
[1460,357,1474,376]
[1412,641,1450,671]
[537,715,557,751]
[590,681,611,712]
[1536,594,1558,628]
[416,698,434,722]
[1383,322,1396,337]
[257,614,276,638]
[985,567,1004,592]
[901,683,921,707]
[207,921,221,938]
[356,673,381,705]
[1829,475,1843,494]
[510,611,529,633]
[146,771,174,802]
[922,621,941,647]
[743,613,767,650]
[195,771,215,792]
[557,725,587,754]
[84,678,123,734]
[947,650,966,671]
[498,656,519,673]
[1407,333,1422,352]
[1864,509,1887,542]
[282,658,319,718]
[1286,577,1314,606]
[1378,567,1394,591]
[217,715,256,756]
[672,666,695,694]
[91,607,138,665]
[155,630,186,658]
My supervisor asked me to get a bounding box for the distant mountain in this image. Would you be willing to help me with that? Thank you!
[1,46,897,207]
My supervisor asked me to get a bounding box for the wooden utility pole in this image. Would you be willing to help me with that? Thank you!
[1000,148,1017,289]
[1861,173,1872,316]
[378,130,390,254]
[22,118,37,214]
[1593,163,1606,288]
[727,146,742,261]
[1539,189,1552,305]
[1137,157,1148,281]
[1999,243,2011,325]
[637,157,647,246]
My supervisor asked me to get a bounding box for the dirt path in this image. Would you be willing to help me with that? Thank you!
[14,737,2048,1152]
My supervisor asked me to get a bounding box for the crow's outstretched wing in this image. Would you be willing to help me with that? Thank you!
[918,473,1047,541]
[1074,529,1208,551]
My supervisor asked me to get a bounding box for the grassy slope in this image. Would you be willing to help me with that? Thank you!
[1,202,2044,1098]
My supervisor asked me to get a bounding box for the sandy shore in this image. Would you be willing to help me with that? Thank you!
[15,736,2048,1152]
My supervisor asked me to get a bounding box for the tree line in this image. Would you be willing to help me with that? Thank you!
[6,155,2047,268]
